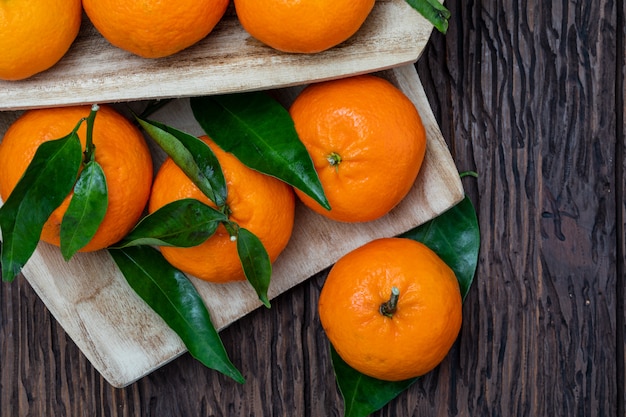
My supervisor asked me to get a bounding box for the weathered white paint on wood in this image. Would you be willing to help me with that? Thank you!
[0,0,436,111]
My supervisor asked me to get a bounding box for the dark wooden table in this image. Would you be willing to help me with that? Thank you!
[1,0,624,415]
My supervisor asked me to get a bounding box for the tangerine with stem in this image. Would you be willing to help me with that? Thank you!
[0,105,154,252]
[148,135,296,283]
[318,237,462,381]
[289,75,426,223]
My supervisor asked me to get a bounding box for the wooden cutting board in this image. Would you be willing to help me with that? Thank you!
[0,65,464,388]
[0,0,436,111]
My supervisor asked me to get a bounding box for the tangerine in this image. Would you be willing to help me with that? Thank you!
[0,0,82,80]
[0,105,153,252]
[289,75,426,223]
[148,135,295,283]
[82,0,229,58]
[318,237,462,381]
[234,0,375,53]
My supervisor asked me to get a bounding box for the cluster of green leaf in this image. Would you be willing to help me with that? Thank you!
[0,92,331,384]
[107,91,335,382]
[0,105,107,282]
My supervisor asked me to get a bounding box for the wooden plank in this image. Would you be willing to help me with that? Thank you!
[0,65,463,388]
[619,1,625,415]
[415,1,621,416]
[0,0,437,111]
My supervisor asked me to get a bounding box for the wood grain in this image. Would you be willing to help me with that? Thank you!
[618,2,625,415]
[415,0,622,416]
[0,65,464,388]
[1,0,623,416]
[0,0,436,111]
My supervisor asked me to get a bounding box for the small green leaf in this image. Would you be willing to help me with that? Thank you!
[331,346,415,417]
[190,93,330,210]
[236,227,272,308]
[115,198,227,248]
[0,133,82,282]
[60,161,108,261]
[405,0,451,34]
[137,117,228,208]
[332,195,480,417]
[460,170,478,179]
[109,246,245,384]
[82,104,100,163]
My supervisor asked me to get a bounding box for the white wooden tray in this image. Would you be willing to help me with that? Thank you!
[0,65,464,388]
[0,0,437,111]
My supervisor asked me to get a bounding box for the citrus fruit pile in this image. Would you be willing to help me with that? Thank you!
[0,71,464,411]
[0,72,429,285]
[0,0,466,412]
[0,0,378,81]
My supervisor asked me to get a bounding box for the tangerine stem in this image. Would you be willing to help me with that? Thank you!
[326,152,342,172]
[223,220,239,242]
[380,286,400,318]
[83,104,100,164]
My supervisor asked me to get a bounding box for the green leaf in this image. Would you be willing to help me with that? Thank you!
[331,346,416,417]
[405,0,451,34]
[332,196,480,417]
[236,227,272,308]
[136,117,228,208]
[109,246,245,384]
[190,93,330,210]
[114,198,227,248]
[60,161,108,261]
[139,99,174,120]
[0,133,82,282]
[401,196,479,300]
[82,104,100,163]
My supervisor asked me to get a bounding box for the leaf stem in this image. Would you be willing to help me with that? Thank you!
[139,99,173,120]
[83,104,100,164]
[380,286,400,318]
[222,220,239,242]
[459,170,478,179]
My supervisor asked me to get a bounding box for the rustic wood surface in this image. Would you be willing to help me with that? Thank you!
[1,0,624,416]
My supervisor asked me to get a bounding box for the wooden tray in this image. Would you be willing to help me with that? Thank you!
[0,0,437,111]
[0,65,464,388]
